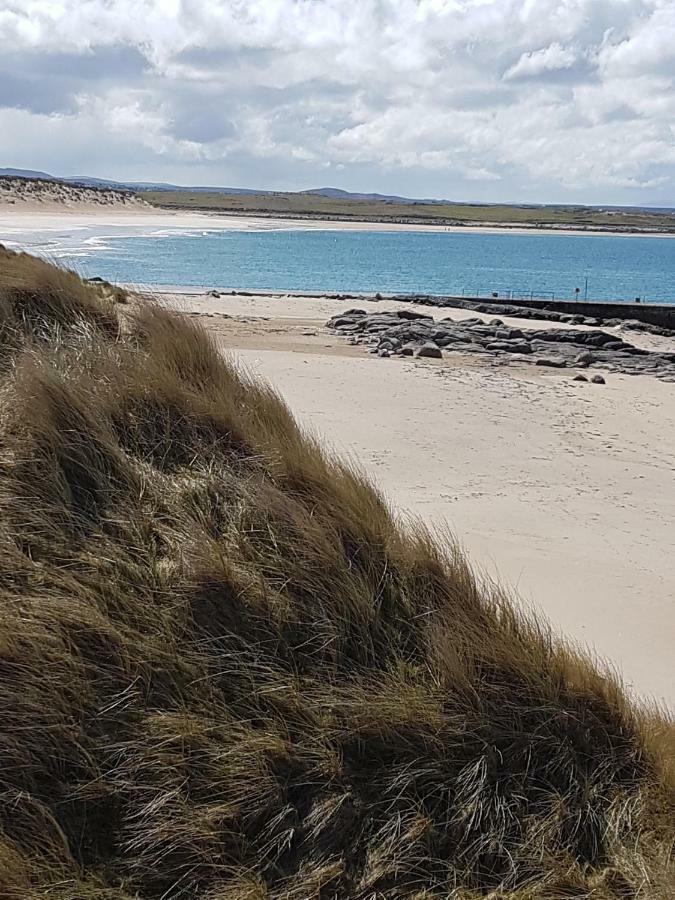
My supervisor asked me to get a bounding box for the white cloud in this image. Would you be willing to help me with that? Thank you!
[504,43,578,80]
[0,0,673,202]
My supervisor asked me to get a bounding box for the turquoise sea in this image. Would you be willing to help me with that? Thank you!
[8,223,675,303]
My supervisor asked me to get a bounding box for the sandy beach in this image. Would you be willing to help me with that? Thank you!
[3,203,675,238]
[158,289,675,708]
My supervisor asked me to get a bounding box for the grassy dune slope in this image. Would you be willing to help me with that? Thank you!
[0,176,148,209]
[0,247,672,899]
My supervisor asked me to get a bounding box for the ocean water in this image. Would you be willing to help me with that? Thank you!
[11,224,675,303]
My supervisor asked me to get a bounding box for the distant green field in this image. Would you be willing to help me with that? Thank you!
[142,190,675,231]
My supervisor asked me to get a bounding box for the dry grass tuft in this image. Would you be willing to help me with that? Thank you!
[0,246,672,899]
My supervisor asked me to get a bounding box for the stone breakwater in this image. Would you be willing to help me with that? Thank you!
[327,309,675,381]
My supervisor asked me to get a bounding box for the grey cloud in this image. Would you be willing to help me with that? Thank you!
[0,71,75,114]
[168,96,237,143]
[1,46,147,86]
[172,46,277,70]
[0,45,148,114]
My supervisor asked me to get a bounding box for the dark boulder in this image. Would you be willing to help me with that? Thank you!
[416,342,443,359]
[575,351,595,366]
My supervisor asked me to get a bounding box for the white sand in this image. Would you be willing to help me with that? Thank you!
[2,204,675,238]
[168,290,675,708]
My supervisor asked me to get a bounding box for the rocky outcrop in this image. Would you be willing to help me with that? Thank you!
[373,295,675,338]
[327,309,675,380]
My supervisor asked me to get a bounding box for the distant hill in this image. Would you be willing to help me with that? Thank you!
[1,168,266,196]
[0,167,57,181]
[300,187,440,204]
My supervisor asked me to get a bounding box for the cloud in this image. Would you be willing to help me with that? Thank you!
[504,43,578,80]
[0,0,673,202]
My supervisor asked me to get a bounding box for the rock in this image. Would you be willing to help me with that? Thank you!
[330,316,361,329]
[401,343,417,356]
[341,308,368,317]
[362,314,401,328]
[619,345,649,356]
[416,342,443,359]
[531,328,616,348]
[591,374,606,384]
[207,290,221,298]
[467,325,498,338]
[535,357,567,368]
[450,317,484,327]
[395,309,435,321]
[623,319,675,338]
[378,349,390,358]
[495,327,524,340]
[574,351,595,366]
[508,342,533,354]
[573,373,588,382]
[489,318,504,326]
[434,329,472,344]
[486,340,531,354]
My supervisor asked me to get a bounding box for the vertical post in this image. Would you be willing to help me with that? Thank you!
[584,276,588,301]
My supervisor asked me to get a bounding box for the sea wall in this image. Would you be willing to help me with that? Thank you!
[456,297,675,329]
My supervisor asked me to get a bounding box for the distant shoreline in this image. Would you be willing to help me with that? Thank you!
[149,204,675,237]
[3,204,675,239]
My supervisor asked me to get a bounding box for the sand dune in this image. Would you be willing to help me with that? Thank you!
[0,176,149,211]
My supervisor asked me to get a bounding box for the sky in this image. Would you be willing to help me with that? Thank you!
[1,0,674,205]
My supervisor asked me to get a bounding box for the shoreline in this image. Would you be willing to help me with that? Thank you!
[139,285,675,313]
[3,203,675,238]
